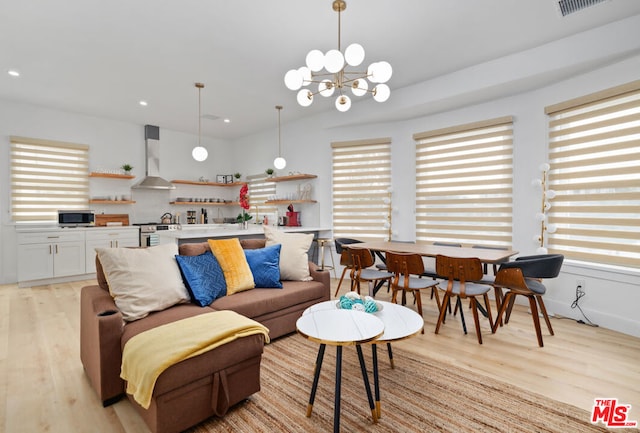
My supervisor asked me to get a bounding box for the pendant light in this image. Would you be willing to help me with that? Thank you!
[273,105,287,170]
[192,83,208,162]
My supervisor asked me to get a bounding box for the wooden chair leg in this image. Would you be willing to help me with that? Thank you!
[414,290,424,334]
[434,293,450,335]
[492,292,513,333]
[536,295,554,336]
[470,297,483,344]
[494,287,504,327]
[482,293,494,332]
[505,295,516,323]
[528,295,544,347]
[334,267,349,297]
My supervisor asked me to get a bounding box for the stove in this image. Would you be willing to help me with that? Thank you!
[133,223,180,246]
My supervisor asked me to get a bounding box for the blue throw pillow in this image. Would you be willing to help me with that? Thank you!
[244,244,283,288]
[175,252,227,306]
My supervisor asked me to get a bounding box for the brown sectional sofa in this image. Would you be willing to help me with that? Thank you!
[80,238,330,433]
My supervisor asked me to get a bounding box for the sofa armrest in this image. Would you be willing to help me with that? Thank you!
[80,285,125,405]
[308,261,331,295]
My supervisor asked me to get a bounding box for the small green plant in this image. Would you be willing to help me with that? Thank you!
[121,164,133,173]
[236,212,253,222]
[234,172,242,180]
[265,168,274,176]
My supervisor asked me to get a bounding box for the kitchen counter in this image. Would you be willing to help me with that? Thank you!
[15,225,138,233]
[156,224,332,245]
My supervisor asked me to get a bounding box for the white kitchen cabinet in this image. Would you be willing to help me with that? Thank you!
[85,228,139,273]
[17,230,86,282]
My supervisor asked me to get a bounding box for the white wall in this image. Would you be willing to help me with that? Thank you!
[1,16,638,336]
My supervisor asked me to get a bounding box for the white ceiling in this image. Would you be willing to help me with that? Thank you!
[2,0,640,140]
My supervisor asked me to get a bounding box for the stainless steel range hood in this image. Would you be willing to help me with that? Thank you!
[132,125,175,190]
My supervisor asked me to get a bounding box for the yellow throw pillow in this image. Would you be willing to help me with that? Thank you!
[208,238,255,295]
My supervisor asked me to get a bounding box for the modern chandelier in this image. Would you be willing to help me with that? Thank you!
[284,0,392,112]
[192,82,208,162]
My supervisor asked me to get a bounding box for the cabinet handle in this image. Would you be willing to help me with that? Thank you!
[47,236,60,239]
[55,244,59,254]
[115,240,119,247]
[49,244,53,254]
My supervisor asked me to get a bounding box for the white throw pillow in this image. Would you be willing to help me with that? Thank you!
[96,243,190,321]
[263,226,313,281]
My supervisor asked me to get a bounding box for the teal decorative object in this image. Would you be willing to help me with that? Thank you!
[364,299,378,313]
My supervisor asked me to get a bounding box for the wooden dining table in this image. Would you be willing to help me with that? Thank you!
[349,241,518,264]
[349,241,518,304]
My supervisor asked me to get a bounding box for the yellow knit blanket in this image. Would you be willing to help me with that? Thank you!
[121,310,270,409]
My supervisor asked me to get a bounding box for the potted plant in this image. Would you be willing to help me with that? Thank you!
[121,164,133,175]
[265,168,274,178]
[234,172,242,182]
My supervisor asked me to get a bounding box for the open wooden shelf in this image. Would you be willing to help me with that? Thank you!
[170,201,239,206]
[89,200,136,204]
[89,172,135,179]
[264,200,317,205]
[171,180,241,187]
[267,174,317,182]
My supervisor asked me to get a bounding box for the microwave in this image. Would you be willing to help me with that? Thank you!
[58,210,95,227]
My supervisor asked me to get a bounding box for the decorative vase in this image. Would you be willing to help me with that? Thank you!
[242,221,248,229]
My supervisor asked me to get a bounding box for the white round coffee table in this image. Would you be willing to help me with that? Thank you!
[296,308,384,433]
[304,300,423,418]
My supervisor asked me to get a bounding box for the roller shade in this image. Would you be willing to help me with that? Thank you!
[414,116,513,247]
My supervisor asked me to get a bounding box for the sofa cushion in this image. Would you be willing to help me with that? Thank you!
[209,280,326,319]
[263,226,313,281]
[208,238,255,295]
[244,244,283,288]
[96,243,190,321]
[175,252,227,306]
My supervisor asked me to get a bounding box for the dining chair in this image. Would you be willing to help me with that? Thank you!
[491,254,564,347]
[346,247,393,297]
[334,238,363,297]
[434,255,494,344]
[385,251,440,334]
[471,244,510,324]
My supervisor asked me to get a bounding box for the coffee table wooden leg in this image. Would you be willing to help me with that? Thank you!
[306,343,326,417]
[356,344,378,423]
[334,346,342,433]
[372,344,381,419]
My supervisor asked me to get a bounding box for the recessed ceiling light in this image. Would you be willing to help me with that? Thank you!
[8,70,20,77]
[223,118,231,123]
[139,100,148,106]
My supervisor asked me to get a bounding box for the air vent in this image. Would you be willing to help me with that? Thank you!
[557,0,609,17]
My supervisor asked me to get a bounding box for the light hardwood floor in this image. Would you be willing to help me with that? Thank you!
[1,277,639,432]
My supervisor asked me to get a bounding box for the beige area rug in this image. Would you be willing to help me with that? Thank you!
[189,336,629,433]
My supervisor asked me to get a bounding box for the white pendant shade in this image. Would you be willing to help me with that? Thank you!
[324,49,345,73]
[274,156,286,170]
[284,69,303,90]
[373,84,390,102]
[192,146,208,162]
[319,79,335,97]
[345,43,365,66]
[351,79,368,96]
[297,89,313,106]
[306,50,325,72]
[298,66,312,85]
[335,94,351,112]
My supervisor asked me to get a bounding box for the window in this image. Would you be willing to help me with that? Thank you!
[332,138,391,241]
[414,116,513,247]
[545,80,640,268]
[247,173,276,221]
[10,136,89,223]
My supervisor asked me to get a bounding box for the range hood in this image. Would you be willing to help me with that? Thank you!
[132,125,176,190]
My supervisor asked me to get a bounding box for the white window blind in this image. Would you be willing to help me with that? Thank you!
[545,80,640,268]
[414,116,513,247]
[332,138,391,241]
[247,173,276,221]
[10,136,89,223]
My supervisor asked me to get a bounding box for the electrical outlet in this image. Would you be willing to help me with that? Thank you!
[576,279,586,291]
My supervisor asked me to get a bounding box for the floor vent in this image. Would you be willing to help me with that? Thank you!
[557,0,609,17]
